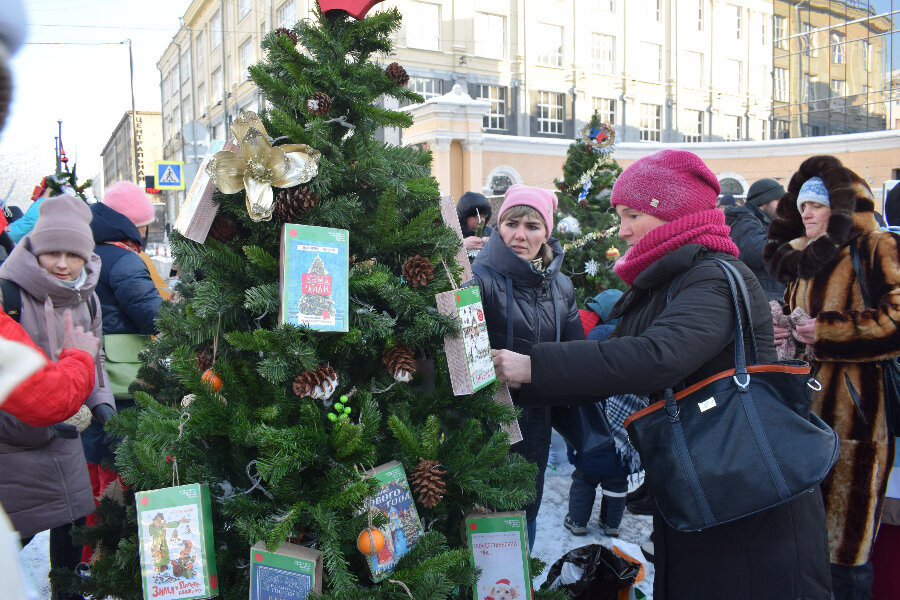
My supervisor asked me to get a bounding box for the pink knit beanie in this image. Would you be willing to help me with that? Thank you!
[611,149,720,221]
[102,181,156,227]
[497,184,558,233]
[29,195,95,262]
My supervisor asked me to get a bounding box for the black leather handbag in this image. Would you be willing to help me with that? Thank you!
[624,259,840,532]
[849,239,900,436]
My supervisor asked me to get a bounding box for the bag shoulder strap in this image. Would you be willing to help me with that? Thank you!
[849,239,873,309]
[0,278,21,323]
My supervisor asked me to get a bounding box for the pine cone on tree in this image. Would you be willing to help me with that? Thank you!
[274,186,318,221]
[579,198,590,209]
[274,27,298,44]
[292,364,338,400]
[409,458,447,508]
[306,92,331,116]
[401,255,434,287]
[208,213,241,243]
[385,62,409,87]
[382,344,416,382]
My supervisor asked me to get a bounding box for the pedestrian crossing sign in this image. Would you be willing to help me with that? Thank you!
[155,161,185,190]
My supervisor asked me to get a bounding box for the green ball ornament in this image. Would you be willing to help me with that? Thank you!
[339,413,349,420]
[343,406,352,414]
[340,394,349,403]
[327,413,338,422]
[334,402,344,411]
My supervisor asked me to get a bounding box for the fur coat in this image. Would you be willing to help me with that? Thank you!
[764,155,900,566]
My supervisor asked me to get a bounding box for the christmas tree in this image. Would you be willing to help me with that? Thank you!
[60,5,559,600]
[552,112,627,306]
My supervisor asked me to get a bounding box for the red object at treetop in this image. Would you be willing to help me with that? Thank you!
[317,0,385,19]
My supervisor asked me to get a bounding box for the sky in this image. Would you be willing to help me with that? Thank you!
[0,0,191,207]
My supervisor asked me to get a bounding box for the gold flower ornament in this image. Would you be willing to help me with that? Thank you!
[205,111,321,222]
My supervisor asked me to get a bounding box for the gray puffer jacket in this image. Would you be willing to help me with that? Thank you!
[0,237,113,537]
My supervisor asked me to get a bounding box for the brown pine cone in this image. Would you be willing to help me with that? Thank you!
[382,344,416,383]
[306,92,331,116]
[385,62,409,87]
[273,186,318,222]
[196,347,215,373]
[408,458,447,508]
[579,198,589,209]
[292,364,338,400]
[401,255,434,288]
[208,213,240,243]
[274,27,298,44]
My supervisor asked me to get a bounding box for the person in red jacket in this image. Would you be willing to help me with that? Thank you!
[0,308,100,426]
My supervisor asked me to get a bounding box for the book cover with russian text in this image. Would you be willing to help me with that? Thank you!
[465,511,532,600]
[249,541,322,600]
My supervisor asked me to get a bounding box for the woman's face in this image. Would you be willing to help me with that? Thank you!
[37,251,86,281]
[800,202,831,240]
[615,205,667,246]
[499,215,548,261]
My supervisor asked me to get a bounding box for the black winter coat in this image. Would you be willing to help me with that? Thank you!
[523,244,831,600]
[724,204,786,302]
[471,230,583,522]
[89,202,162,335]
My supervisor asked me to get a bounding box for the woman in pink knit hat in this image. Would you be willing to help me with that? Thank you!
[470,184,585,549]
[493,150,831,599]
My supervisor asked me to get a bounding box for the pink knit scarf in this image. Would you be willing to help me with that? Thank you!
[613,208,739,286]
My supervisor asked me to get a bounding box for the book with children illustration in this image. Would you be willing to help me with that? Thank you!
[361,461,425,582]
[279,224,349,332]
[465,511,532,600]
[434,286,496,395]
[135,483,218,600]
[249,541,322,600]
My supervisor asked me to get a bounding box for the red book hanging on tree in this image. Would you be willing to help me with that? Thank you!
[317,0,385,20]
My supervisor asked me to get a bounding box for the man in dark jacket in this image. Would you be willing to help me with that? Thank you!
[723,177,786,302]
[457,191,494,259]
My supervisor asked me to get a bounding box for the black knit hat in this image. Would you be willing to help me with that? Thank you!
[746,178,785,208]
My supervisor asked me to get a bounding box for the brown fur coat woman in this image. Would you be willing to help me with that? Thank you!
[764,155,900,566]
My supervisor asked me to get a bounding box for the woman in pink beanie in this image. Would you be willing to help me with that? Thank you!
[470,184,584,549]
[493,150,831,599]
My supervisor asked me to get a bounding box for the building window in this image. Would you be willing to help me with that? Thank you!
[537,91,564,134]
[477,85,507,130]
[725,115,742,141]
[775,119,789,139]
[183,95,193,123]
[180,49,191,83]
[536,24,564,67]
[760,13,766,45]
[195,32,205,71]
[171,64,180,91]
[648,0,660,22]
[639,103,661,141]
[729,4,741,39]
[831,79,845,97]
[277,1,296,29]
[774,15,786,49]
[760,119,767,140]
[863,41,872,72]
[592,34,615,75]
[802,74,814,102]
[407,77,442,99]
[407,3,440,50]
[806,124,821,137]
[640,42,662,82]
[724,59,741,94]
[682,51,702,88]
[683,109,703,142]
[831,31,845,64]
[211,66,223,98]
[197,82,206,112]
[801,22,818,57]
[239,38,253,79]
[210,10,221,49]
[774,67,787,102]
[698,0,704,30]
[593,97,616,124]
[238,0,251,20]
[474,13,504,59]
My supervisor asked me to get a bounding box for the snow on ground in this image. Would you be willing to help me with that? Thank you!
[19,433,654,599]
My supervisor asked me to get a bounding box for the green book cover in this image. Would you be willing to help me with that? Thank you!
[465,511,532,600]
[249,541,322,600]
[362,461,424,582]
[279,224,349,332]
[135,484,218,600]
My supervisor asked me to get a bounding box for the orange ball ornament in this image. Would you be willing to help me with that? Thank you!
[201,369,223,392]
[356,527,385,555]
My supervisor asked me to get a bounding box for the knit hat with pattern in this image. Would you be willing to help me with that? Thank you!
[611,149,720,220]
[29,194,94,262]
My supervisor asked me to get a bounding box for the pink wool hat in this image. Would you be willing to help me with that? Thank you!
[498,184,558,232]
[611,149,720,221]
[102,181,156,227]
